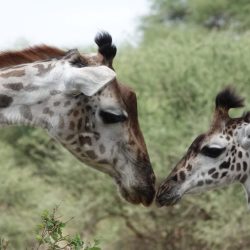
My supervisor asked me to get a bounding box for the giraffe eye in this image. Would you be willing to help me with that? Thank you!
[200,146,226,158]
[99,110,127,124]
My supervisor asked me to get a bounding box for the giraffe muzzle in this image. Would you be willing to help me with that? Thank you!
[119,184,155,206]
[155,181,182,207]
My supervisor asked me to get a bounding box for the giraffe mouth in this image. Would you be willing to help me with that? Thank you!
[118,185,155,206]
[113,150,156,206]
[155,183,182,207]
[156,192,182,207]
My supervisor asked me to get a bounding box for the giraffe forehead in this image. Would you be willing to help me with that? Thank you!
[179,133,229,166]
[205,133,228,146]
[186,133,207,154]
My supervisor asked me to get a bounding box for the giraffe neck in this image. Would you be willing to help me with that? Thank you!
[0,59,70,130]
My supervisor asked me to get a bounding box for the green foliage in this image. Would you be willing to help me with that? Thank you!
[0,207,101,250]
[0,238,9,250]
[34,206,101,250]
[143,0,250,31]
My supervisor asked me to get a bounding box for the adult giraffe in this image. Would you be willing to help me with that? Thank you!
[0,32,155,206]
[157,87,250,207]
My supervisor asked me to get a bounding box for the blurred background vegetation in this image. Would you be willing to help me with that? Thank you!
[1,0,250,249]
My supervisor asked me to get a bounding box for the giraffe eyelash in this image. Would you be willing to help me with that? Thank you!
[99,110,127,124]
[200,146,226,158]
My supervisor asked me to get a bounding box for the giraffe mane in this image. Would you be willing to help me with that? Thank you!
[0,45,66,69]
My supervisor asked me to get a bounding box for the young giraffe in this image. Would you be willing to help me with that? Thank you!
[0,32,155,206]
[157,87,250,207]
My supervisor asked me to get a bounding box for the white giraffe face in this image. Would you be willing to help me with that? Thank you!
[156,87,250,207]
[49,80,155,206]
[51,33,155,206]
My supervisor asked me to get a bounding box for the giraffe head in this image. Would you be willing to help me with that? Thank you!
[0,32,155,205]
[157,87,250,207]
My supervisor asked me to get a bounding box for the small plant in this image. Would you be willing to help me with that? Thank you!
[35,205,101,250]
[0,238,9,250]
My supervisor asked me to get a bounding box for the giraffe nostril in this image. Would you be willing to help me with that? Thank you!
[169,174,178,182]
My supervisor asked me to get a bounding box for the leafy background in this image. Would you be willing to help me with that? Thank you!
[1,0,250,249]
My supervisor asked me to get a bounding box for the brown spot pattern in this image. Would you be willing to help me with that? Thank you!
[0,69,25,78]
[3,82,23,91]
[240,174,248,183]
[219,161,230,169]
[86,150,97,159]
[73,110,79,117]
[69,121,75,130]
[65,134,75,141]
[50,90,61,96]
[197,181,204,186]
[205,179,213,184]
[43,107,50,114]
[39,118,51,129]
[23,84,39,91]
[34,63,53,76]
[20,105,33,120]
[79,135,92,146]
[64,100,71,107]
[243,162,247,171]
[0,95,13,108]
[99,144,105,154]
[187,164,192,171]
[221,172,227,178]
[238,151,242,158]
[212,172,219,179]
[53,101,60,106]
[237,163,241,171]
[179,171,186,181]
[58,115,64,129]
[208,168,216,175]
[77,118,83,131]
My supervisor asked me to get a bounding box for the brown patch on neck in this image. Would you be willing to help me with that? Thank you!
[118,82,148,154]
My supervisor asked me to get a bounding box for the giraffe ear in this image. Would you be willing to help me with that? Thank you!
[64,49,87,67]
[238,124,250,149]
[65,65,116,96]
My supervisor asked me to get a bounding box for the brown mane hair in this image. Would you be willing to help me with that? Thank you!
[0,45,66,69]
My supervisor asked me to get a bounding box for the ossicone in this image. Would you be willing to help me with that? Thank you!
[211,86,245,130]
[215,86,244,111]
[95,31,117,67]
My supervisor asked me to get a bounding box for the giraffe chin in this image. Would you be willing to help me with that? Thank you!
[156,195,181,207]
[119,185,155,207]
